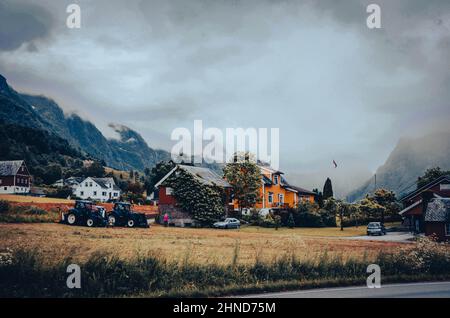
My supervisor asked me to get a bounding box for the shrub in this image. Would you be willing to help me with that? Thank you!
[24,206,48,215]
[0,200,10,214]
[1,238,450,297]
[295,211,325,227]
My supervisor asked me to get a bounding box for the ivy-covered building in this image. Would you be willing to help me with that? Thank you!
[154,164,232,227]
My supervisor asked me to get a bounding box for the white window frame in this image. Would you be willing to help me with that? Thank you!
[273,175,279,185]
[268,192,273,203]
[278,193,284,204]
[166,187,173,195]
[445,223,450,236]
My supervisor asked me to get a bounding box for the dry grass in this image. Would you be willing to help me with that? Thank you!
[0,194,73,204]
[240,222,400,237]
[0,223,410,266]
[240,226,366,237]
[104,167,131,180]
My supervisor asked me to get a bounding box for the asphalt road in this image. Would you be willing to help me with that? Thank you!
[243,282,450,298]
[343,231,414,243]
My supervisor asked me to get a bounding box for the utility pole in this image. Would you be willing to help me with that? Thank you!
[374,173,377,191]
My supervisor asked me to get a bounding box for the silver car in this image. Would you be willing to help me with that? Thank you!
[213,218,241,229]
[367,222,386,236]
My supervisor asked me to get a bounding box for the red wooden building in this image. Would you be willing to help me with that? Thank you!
[424,198,450,241]
[154,164,232,227]
[399,175,450,236]
[0,160,31,194]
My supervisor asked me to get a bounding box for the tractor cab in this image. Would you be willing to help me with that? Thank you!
[113,202,132,216]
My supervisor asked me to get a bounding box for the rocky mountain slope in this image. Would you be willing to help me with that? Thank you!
[346,130,450,202]
[0,74,170,171]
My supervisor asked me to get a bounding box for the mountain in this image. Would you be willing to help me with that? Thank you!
[0,74,52,131]
[346,130,450,202]
[0,74,171,171]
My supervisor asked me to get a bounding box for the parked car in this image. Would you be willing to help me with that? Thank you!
[258,208,278,217]
[107,202,149,228]
[367,222,386,236]
[213,218,241,229]
[62,200,107,227]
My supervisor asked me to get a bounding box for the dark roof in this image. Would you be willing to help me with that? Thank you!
[91,177,116,189]
[425,198,450,222]
[258,164,284,175]
[401,175,450,202]
[262,175,273,185]
[285,184,316,195]
[0,160,24,176]
[178,165,231,188]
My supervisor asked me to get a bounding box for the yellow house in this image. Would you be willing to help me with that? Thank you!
[232,165,316,210]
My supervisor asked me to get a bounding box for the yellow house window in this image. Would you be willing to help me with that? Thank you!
[273,175,279,185]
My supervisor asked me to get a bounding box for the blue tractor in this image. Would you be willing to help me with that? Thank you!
[107,202,149,228]
[62,200,107,227]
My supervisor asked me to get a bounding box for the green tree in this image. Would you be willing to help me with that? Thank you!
[82,161,105,178]
[323,177,333,200]
[359,197,386,222]
[417,167,450,189]
[41,164,62,185]
[287,213,295,228]
[313,188,324,208]
[223,152,261,211]
[336,200,349,231]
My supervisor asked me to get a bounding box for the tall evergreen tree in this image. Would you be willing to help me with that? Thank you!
[323,177,334,200]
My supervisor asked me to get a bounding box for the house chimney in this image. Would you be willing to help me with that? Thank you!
[422,190,434,215]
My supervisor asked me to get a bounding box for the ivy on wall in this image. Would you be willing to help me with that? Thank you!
[166,169,225,226]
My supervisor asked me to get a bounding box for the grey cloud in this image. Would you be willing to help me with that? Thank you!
[0,0,55,51]
[2,0,450,192]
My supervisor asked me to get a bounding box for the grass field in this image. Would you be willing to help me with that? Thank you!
[0,194,73,204]
[0,223,409,266]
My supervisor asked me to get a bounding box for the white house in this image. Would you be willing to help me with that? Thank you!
[73,177,121,202]
[52,177,83,189]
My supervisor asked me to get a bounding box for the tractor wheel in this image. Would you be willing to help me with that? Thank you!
[86,218,95,227]
[108,215,116,226]
[67,214,77,225]
[127,219,135,228]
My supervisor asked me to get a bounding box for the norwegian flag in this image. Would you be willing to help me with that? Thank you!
[333,160,337,168]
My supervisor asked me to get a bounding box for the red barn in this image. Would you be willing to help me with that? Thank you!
[424,198,450,241]
[399,175,450,234]
[154,164,232,227]
[0,160,31,194]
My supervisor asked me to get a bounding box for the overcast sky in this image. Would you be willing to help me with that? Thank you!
[1,0,449,196]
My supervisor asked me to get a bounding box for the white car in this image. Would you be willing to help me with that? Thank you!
[258,208,273,217]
